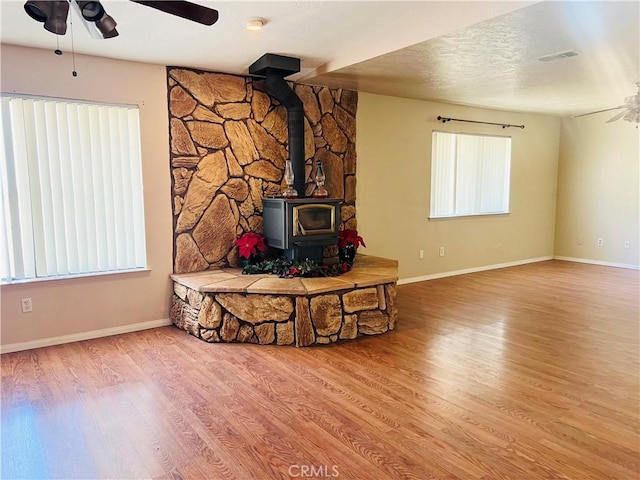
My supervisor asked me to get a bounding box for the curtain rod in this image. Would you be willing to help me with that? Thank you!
[437,116,525,129]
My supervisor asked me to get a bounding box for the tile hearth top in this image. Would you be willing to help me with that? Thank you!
[170,255,398,295]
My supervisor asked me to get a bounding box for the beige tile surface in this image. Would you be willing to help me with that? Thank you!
[170,255,398,294]
[350,265,398,277]
[220,267,244,276]
[334,271,398,288]
[300,277,355,294]
[171,272,239,290]
[200,275,268,293]
[246,277,306,295]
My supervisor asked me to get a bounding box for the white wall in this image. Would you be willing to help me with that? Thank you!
[356,93,561,280]
[554,115,640,268]
[0,45,173,351]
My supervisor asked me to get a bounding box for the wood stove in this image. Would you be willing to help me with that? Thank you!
[250,54,341,263]
[263,198,341,263]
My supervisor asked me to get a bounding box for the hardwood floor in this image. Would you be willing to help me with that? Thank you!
[1,260,638,479]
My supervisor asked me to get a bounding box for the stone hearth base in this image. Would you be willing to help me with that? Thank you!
[170,255,398,346]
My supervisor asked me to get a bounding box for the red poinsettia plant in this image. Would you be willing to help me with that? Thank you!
[236,232,267,260]
[338,229,366,249]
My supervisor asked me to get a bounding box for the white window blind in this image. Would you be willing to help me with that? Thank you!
[430,131,511,218]
[0,95,146,282]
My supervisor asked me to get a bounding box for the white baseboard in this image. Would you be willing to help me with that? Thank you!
[397,256,553,285]
[1,318,172,354]
[553,256,640,270]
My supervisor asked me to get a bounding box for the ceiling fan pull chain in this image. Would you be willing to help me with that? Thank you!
[70,14,77,77]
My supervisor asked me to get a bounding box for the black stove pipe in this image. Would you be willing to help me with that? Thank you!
[248,54,306,198]
[264,71,305,197]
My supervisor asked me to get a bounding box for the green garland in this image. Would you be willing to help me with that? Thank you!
[242,257,349,278]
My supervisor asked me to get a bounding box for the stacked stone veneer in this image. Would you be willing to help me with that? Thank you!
[171,281,397,346]
[168,67,358,274]
[170,255,398,347]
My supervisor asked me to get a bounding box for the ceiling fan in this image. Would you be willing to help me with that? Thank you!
[573,82,640,124]
[24,0,219,39]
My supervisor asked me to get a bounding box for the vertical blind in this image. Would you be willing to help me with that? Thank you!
[430,131,511,218]
[0,96,146,282]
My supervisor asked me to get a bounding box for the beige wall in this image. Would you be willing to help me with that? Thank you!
[555,115,640,267]
[356,93,561,280]
[0,45,173,349]
[2,44,634,349]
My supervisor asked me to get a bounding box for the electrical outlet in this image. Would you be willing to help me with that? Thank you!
[439,246,445,257]
[597,238,604,247]
[624,240,630,249]
[419,249,424,259]
[21,297,32,313]
[577,237,583,245]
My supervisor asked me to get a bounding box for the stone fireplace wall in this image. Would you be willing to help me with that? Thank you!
[168,67,358,274]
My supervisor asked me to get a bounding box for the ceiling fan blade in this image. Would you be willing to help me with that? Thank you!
[131,1,218,26]
[622,109,640,123]
[572,105,626,118]
[605,109,628,123]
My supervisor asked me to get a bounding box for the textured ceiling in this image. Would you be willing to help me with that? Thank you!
[1,1,638,118]
[0,1,528,79]
[305,1,640,117]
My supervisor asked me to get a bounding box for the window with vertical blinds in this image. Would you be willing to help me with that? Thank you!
[0,95,147,283]
[430,131,511,218]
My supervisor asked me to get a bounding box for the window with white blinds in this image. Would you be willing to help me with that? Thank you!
[430,131,511,218]
[0,95,147,283]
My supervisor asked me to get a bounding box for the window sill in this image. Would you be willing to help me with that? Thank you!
[429,212,511,220]
[1,267,152,286]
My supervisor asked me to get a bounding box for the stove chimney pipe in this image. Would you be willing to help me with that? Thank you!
[249,54,305,197]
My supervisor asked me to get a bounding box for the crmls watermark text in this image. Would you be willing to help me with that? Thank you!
[288,464,340,478]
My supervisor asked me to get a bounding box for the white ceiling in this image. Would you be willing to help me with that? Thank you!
[1,1,638,118]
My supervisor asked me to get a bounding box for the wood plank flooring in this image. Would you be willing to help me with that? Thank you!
[1,260,638,479]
